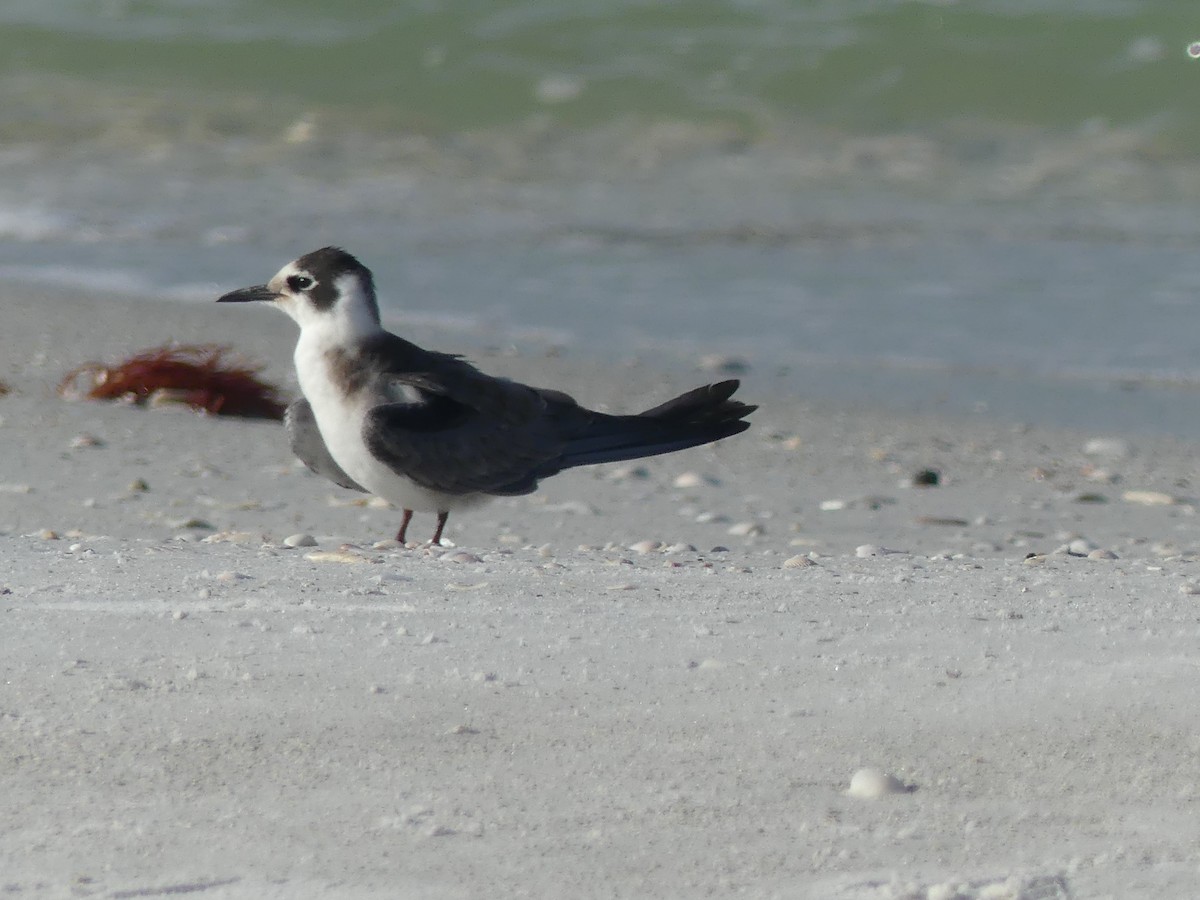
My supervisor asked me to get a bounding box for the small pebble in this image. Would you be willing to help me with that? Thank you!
[727,521,764,537]
[1087,549,1118,560]
[673,472,716,489]
[911,468,940,487]
[304,550,373,564]
[170,517,214,530]
[663,542,696,554]
[629,540,662,554]
[819,499,847,512]
[283,533,318,548]
[70,433,104,449]
[445,551,482,564]
[846,767,908,799]
[128,478,150,493]
[783,555,817,569]
[1122,490,1177,506]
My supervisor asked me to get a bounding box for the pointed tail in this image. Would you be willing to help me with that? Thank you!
[549,379,756,472]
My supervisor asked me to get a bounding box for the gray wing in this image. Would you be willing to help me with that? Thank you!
[359,333,755,498]
[285,399,368,493]
[363,368,571,496]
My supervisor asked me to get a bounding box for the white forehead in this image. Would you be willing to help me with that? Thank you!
[268,260,311,290]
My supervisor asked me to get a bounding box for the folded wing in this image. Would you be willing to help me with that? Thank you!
[359,335,756,498]
[285,399,368,493]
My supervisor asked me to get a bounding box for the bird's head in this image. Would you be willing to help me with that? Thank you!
[218,246,381,337]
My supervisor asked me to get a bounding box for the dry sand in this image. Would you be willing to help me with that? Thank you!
[2,288,1200,899]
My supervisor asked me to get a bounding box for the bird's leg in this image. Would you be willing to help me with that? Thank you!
[430,511,449,545]
[395,509,414,544]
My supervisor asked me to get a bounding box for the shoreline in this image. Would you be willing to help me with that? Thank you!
[12,273,1200,441]
[3,285,1200,897]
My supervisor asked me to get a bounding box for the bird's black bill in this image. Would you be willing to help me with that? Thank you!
[217,284,277,304]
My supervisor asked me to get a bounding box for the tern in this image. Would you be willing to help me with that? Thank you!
[218,247,755,545]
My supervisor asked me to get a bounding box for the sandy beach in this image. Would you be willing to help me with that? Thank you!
[3,286,1200,899]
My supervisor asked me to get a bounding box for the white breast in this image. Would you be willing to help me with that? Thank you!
[292,331,477,513]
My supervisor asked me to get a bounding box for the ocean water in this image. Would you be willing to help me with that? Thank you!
[5,0,1200,433]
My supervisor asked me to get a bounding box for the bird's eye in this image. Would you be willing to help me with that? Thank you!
[287,274,314,292]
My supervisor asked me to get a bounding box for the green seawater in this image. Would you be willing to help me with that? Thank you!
[3,0,1200,164]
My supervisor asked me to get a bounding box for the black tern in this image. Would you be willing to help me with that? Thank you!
[218,247,756,545]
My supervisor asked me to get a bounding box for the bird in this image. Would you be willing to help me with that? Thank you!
[217,247,756,545]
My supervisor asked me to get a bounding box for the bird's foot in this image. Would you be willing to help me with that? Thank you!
[430,511,449,546]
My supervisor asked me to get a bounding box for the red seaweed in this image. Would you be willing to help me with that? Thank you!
[58,343,286,420]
